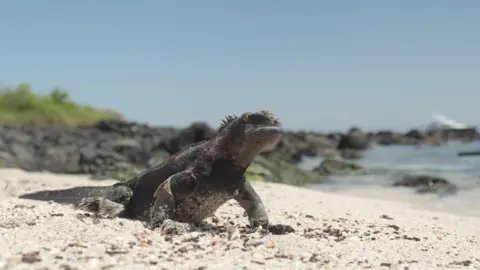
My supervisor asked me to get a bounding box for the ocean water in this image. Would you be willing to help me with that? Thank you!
[300,141,480,218]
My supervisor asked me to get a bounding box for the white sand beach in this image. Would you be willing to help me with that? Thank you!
[0,168,479,270]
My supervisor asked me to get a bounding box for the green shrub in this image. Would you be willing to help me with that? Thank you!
[0,83,123,126]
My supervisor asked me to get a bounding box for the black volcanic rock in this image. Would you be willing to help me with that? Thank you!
[0,119,478,181]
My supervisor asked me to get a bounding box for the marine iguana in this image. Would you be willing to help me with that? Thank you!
[19,110,283,230]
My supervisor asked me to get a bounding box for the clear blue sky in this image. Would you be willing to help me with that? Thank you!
[1,1,479,132]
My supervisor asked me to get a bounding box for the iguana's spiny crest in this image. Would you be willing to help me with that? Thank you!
[219,115,237,132]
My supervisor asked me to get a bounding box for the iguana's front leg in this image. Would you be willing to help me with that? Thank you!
[149,169,198,228]
[234,176,269,229]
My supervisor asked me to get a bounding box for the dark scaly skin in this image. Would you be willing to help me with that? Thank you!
[19,110,282,229]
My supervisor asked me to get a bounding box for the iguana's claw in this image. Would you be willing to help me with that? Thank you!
[249,218,269,230]
[246,203,269,229]
[248,212,269,229]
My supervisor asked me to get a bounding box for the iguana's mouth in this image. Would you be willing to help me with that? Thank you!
[251,126,282,150]
[252,126,282,136]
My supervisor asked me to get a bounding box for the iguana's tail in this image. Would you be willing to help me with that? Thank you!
[19,186,112,205]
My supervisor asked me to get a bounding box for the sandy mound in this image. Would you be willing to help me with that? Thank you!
[0,168,479,269]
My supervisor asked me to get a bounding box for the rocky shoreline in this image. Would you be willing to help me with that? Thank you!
[0,119,476,191]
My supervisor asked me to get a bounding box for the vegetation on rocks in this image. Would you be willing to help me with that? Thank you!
[245,156,367,186]
[0,83,122,126]
[246,156,326,186]
[312,158,366,176]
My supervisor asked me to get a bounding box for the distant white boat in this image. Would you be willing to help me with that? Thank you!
[426,113,470,131]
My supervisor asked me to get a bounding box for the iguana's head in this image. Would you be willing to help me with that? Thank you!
[217,110,282,166]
